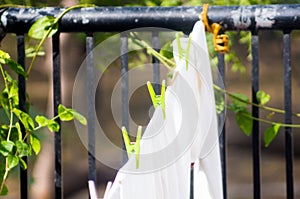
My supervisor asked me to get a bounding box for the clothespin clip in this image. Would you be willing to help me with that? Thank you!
[147,80,166,118]
[176,33,192,70]
[212,23,229,54]
[200,4,229,53]
[122,126,142,169]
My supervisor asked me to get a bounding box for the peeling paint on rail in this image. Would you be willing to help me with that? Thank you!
[255,7,276,29]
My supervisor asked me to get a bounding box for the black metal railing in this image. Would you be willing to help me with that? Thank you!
[0,4,299,199]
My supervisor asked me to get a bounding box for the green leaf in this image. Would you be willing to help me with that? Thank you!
[4,72,13,83]
[264,124,281,147]
[28,16,58,40]
[58,104,74,121]
[0,91,10,115]
[15,122,22,141]
[13,109,35,132]
[35,115,51,127]
[7,154,19,169]
[36,114,59,132]
[0,50,10,64]
[215,90,225,114]
[16,141,32,157]
[230,93,249,109]
[72,111,87,125]
[30,134,41,155]
[0,141,15,156]
[47,120,60,132]
[256,90,270,105]
[8,79,19,107]
[236,110,253,136]
[159,41,173,59]
[25,46,45,58]
[58,104,87,125]
[19,157,27,170]
[5,59,26,77]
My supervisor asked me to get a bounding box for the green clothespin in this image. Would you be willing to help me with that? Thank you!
[147,80,166,118]
[121,125,142,169]
[176,33,192,70]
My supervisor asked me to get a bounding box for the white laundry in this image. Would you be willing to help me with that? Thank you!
[104,20,223,199]
[172,21,223,199]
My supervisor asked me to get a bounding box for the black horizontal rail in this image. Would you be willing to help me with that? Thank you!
[1,4,300,34]
[0,4,297,199]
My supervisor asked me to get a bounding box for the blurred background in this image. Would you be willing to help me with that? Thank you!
[1,0,300,199]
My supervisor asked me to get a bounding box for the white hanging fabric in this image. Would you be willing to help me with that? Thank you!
[104,20,223,199]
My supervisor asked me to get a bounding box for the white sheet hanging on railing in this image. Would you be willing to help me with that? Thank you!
[104,20,223,199]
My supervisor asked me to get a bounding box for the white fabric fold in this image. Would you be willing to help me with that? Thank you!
[104,20,223,199]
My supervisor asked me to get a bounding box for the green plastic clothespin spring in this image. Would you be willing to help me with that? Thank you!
[147,80,166,118]
[121,126,142,169]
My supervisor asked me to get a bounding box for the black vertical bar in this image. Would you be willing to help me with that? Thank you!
[251,32,261,199]
[152,31,160,93]
[283,32,294,199]
[17,35,28,199]
[121,32,129,163]
[86,33,96,183]
[52,33,62,199]
[217,53,227,199]
[190,164,194,199]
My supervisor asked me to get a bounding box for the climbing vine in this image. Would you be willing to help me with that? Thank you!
[0,4,92,195]
[129,33,300,148]
[1,1,299,196]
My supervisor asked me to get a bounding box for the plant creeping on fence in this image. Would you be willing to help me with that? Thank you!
[0,3,298,196]
[129,32,300,148]
[0,4,93,196]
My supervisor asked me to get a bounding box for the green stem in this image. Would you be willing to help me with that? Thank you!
[239,110,300,128]
[0,158,9,193]
[213,84,300,117]
[26,4,94,76]
[33,114,60,132]
[7,107,13,141]
[22,132,29,142]
[0,65,14,141]
[0,4,29,9]
[129,33,176,69]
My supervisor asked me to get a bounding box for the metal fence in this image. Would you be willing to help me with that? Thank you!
[0,4,299,199]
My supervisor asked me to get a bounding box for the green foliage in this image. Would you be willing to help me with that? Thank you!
[35,115,59,132]
[228,93,253,136]
[25,46,45,58]
[7,154,19,169]
[159,41,173,60]
[13,109,35,132]
[230,93,249,110]
[1,0,299,196]
[0,5,88,193]
[226,88,285,147]
[30,134,41,155]
[0,49,86,194]
[215,90,225,114]
[28,16,58,40]
[264,123,281,147]
[256,90,270,105]
[15,141,31,158]
[58,104,87,125]
[235,110,253,136]
[0,50,26,77]
[0,141,14,156]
